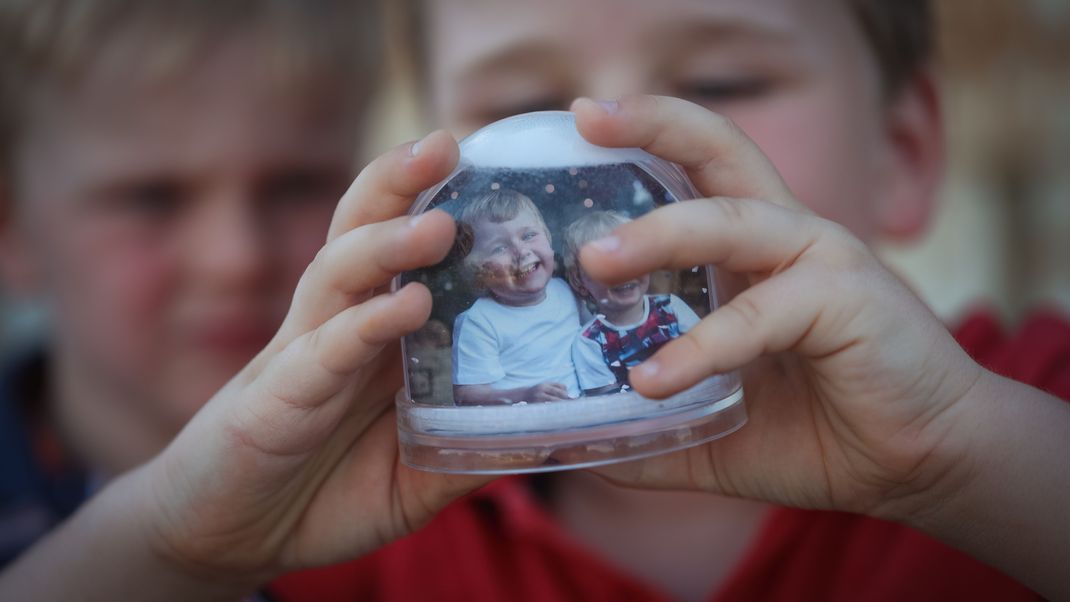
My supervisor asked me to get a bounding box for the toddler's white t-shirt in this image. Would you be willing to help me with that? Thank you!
[452,278,581,398]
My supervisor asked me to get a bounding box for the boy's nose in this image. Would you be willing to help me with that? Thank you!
[186,191,270,288]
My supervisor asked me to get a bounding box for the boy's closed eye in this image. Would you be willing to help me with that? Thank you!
[671,76,773,107]
[256,167,351,210]
[92,177,189,223]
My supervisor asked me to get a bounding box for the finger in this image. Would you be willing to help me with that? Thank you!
[327,130,458,242]
[263,283,433,412]
[571,95,801,210]
[630,267,837,399]
[287,210,455,332]
[231,283,432,457]
[579,196,829,286]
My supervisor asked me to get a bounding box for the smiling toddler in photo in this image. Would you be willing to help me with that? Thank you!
[451,189,581,405]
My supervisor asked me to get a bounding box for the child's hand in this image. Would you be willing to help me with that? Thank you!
[570,96,1070,600]
[528,382,573,402]
[126,132,488,584]
[455,381,572,405]
[569,95,986,518]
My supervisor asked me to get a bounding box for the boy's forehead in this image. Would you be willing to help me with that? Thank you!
[473,207,542,229]
[430,0,850,74]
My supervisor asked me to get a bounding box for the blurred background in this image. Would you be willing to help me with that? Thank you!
[2,0,1069,352]
[879,0,1070,323]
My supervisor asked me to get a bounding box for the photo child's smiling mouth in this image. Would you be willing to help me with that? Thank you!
[514,260,541,280]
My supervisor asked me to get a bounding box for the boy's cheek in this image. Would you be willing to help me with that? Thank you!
[723,89,883,239]
[52,255,259,424]
[44,239,229,420]
[51,240,176,358]
[35,205,325,424]
[474,261,509,283]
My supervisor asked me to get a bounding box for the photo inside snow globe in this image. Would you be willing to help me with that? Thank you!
[399,163,714,408]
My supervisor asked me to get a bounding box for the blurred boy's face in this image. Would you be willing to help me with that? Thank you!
[5,41,359,433]
[427,0,936,240]
[468,210,555,306]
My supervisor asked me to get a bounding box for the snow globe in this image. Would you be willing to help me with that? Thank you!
[395,111,745,473]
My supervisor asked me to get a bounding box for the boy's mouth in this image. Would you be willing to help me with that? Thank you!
[611,281,640,294]
[514,261,541,280]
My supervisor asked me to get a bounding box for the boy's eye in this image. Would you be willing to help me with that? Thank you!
[490,244,508,255]
[109,179,187,220]
[673,78,771,106]
[258,169,349,208]
[521,231,538,241]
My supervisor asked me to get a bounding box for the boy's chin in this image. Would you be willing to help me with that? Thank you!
[153,375,230,425]
[157,353,251,406]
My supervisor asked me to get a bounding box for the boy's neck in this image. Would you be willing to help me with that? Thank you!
[601,298,647,326]
[492,289,548,307]
[548,471,770,602]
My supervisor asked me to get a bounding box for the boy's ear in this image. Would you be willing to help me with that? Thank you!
[566,268,588,299]
[874,68,945,241]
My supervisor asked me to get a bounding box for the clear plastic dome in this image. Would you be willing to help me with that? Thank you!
[395,112,744,474]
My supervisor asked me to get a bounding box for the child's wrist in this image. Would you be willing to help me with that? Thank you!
[868,366,995,528]
[128,460,274,597]
[871,370,1070,599]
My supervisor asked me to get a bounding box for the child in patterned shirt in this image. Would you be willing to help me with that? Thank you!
[563,211,700,396]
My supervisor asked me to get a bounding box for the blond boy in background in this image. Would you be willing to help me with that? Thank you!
[0,1,468,598]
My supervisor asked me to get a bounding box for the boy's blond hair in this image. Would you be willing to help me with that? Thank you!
[562,210,630,288]
[0,0,381,192]
[453,188,550,287]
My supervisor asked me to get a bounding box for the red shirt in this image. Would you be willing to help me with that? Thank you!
[271,309,1070,601]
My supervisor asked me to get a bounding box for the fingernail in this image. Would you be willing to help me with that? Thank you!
[410,133,430,157]
[637,360,660,379]
[595,99,619,114]
[588,235,621,253]
[409,212,425,228]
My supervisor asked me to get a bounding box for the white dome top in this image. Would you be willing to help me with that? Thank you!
[458,111,654,168]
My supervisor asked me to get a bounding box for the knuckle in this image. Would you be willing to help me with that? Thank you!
[308,325,356,379]
[816,220,874,272]
[294,246,330,295]
[711,197,749,226]
[706,110,743,142]
[725,293,764,334]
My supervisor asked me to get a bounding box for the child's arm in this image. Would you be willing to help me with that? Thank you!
[0,131,491,600]
[454,382,572,405]
[572,333,622,396]
[571,95,1070,601]
[667,295,701,333]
